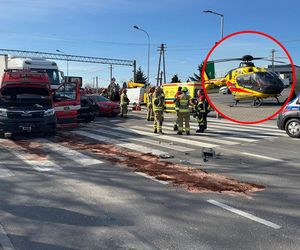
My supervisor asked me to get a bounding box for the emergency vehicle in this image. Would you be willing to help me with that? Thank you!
[162,82,202,112]
[0,70,57,137]
[277,94,300,138]
[0,55,63,90]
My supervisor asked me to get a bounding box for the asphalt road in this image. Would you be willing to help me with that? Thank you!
[207,86,292,122]
[0,111,299,250]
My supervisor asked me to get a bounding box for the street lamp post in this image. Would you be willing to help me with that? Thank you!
[56,49,69,76]
[203,10,224,40]
[133,25,150,84]
[203,10,224,120]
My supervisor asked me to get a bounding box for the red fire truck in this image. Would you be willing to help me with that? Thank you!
[0,70,92,137]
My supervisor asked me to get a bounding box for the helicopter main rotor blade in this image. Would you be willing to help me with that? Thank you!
[262,59,288,64]
[209,58,244,63]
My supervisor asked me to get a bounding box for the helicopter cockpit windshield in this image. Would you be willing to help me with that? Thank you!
[236,72,284,94]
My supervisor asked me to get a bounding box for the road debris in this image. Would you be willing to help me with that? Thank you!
[52,132,265,196]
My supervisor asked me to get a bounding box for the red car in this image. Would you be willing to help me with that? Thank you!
[85,94,120,117]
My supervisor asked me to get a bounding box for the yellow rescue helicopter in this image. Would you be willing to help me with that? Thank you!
[203,55,287,107]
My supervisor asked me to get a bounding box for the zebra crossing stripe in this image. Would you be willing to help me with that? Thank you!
[207,124,285,136]
[40,140,103,166]
[207,121,286,134]
[113,127,219,148]
[162,122,267,139]
[73,130,170,156]
[13,150,61,172]
[163,122,282,137]
[89,125,194,152]
[207,118,279,129]
[0,141,61,172]
[149,124,258,143]
[164,121,284,135]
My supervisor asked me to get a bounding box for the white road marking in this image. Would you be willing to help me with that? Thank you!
[208,123,286,135]
[163,121,284,137]
[73,131,111,142]
[73,130,170,157]
[0,222,16,250]
[241,152,284,162]
[115,127,219,148]
[91,124,194,152]
[40,140,103,166]
[116,142,169,156]
[1,145,61,172]
[135,172,169,185]
[14,151,61,171]
[207,118,280,129]
[207,200,281,229]
[151,123,258,143]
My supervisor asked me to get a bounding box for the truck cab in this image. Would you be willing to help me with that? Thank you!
[0,70,56,137]
[0,55,63,90]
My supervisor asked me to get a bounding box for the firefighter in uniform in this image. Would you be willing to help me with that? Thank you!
[175,86,193,135]
[120,89,130,118]
[146,86,155,121]
[152,86,165,134]
[173,86,182,131]
[195,89,210,133]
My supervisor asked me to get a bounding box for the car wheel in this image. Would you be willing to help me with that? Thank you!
[285,118,300,138]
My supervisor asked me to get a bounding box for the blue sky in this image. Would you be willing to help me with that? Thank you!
[0,0,299,87]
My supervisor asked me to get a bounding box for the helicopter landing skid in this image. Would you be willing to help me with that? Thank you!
[275,96,281,104]
[253,98,263,107]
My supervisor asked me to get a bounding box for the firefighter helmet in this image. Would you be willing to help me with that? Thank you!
[182,87,188,92]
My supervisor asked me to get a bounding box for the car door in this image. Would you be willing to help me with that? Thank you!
[53,82,80,125]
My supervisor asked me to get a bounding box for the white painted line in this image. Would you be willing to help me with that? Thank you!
[207,200,281,229]
[0,222,16,250]
[73,130,111,142]
[91,124,194,152]
[241,152,284,162]
[41,141,103,166]
[163,122,284,137]
[116,127,219,148]
[116,142,168,156]
[207,118,280,129]
[9,148,61,172]
[208,123,286,135]
[74,130,170,157]
[135,172,169,185]
[150,124,257,143]
[1,145,61,172]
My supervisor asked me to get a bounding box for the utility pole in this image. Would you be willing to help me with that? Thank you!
[160,71,163,85]
[133,60,137,82]
[271,49,276,72]
[110,64,113,83]
[96,76,99,93]
[156,43,166,86]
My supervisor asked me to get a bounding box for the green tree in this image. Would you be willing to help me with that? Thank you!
[135,66,147,84]
[189,64,203,82]
[171,74,181,83]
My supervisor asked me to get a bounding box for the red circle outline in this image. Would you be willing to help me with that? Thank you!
[201,30,296,125]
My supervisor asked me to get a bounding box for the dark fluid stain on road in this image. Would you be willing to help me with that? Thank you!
[48,132,265,197]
